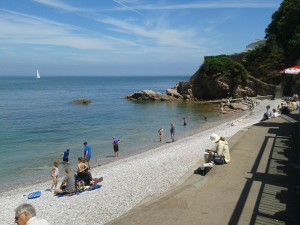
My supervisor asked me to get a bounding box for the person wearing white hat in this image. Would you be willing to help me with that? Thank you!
[205,133,230,164]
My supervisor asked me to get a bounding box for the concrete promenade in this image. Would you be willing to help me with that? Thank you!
[107,112,300,225]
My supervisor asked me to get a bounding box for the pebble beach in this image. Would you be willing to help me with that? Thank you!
[1,99,283,225]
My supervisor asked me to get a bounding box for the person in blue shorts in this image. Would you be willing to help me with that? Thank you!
[83,141,92,169]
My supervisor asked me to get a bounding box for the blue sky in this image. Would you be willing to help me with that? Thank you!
[0,0,282,76]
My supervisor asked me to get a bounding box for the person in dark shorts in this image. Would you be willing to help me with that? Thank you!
[170,123,175,142]
[83,141,92,169]
[62,149,70,163]
[183,117,187,126]
[112,136,121,158]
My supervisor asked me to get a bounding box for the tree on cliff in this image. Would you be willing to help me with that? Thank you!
[191,0,300,99]
[243,0,300,93]
[190,55,249,100]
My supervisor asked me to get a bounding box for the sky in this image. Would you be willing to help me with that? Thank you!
[0,0,283,76]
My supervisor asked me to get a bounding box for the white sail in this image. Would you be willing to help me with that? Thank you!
[36,69,40,79]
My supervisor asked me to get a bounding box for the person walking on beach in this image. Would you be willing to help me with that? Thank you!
[61,149,70,163]
[170,123,175,142]
[15,203,49,225]
[83,141,92,169]
[112,136,121,158]
[50,160,59,192]
[158,128,164,142]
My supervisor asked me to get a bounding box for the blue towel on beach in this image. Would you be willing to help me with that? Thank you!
[57,185,102,198]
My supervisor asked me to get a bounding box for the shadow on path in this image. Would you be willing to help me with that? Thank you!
[229,114,300,225]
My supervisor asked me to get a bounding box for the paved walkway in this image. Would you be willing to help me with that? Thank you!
[107,112,300,225]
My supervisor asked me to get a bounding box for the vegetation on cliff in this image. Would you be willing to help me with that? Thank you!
[243,0,300,94]
[191,0,300,98]
[191,55,250,100]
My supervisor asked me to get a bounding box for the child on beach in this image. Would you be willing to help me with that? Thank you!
[50,160,59,192]
[61,149,70,163]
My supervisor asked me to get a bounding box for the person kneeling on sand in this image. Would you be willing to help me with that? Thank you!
[77,156,93,186]
[54,167,76,195]
[204,133,230,164]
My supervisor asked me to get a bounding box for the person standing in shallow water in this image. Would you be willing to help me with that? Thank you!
[170,123,175,142]
[83,141,92,169]
[62,149,70,163]
[158,128,164,142]
[183,117,187,126]
[112,136,121,158]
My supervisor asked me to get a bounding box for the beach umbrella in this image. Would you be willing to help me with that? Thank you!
[280,65,300,75]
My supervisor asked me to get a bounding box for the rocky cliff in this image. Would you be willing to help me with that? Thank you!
[189,55,278,100]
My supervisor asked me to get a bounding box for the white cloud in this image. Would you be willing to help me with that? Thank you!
[98,17,200,49]
[32,0,81,12]
[115,1,280,11]
[0,9,113,50]
[112,0,144,16]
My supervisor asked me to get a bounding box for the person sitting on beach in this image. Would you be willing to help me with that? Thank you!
[272,108,280,118]
[158,128,164,142]
[205,133,230,164]
[76,156,93,186]
[15,203,49,225]
[280,103,291,114]
[50,160,59,192]
[54,166,76,195]
[261,105,273,121]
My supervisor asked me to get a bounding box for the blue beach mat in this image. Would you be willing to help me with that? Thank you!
[28,191,41,199]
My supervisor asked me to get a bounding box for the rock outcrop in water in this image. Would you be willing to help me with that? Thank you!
[72,99,92,105]
[126,90,172,101]
[126,81,194,101]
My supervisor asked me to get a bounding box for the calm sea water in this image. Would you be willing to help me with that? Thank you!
[0,76,230,191]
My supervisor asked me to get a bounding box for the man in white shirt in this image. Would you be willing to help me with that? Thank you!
[15,204,49,225]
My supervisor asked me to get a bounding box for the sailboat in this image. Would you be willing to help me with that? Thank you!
[36,69,40,79]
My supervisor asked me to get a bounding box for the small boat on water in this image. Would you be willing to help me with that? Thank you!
[36,69,40,79]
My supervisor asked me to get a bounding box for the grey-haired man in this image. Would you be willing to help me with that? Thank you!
[15,203,49,225]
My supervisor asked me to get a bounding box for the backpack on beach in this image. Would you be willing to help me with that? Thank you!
[213,155,225,165]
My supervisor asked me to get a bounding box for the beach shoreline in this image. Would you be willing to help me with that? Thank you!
[1,98,283,225]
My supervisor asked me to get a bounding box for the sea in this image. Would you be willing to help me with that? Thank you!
[0,75,240,192]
